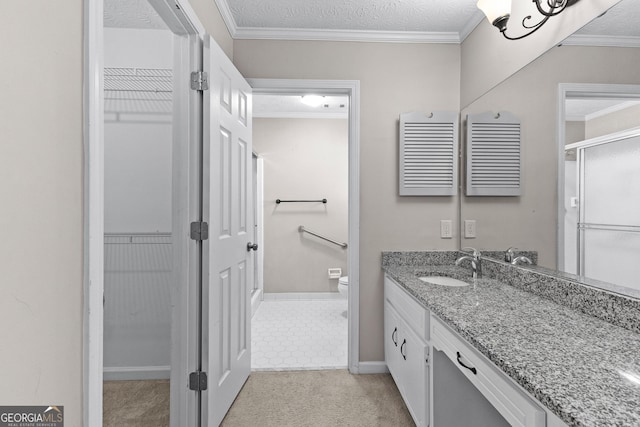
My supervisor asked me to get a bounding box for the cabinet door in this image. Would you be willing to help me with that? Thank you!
[384,302,402,379]
[386,301,429,427]
[400,318,429,427]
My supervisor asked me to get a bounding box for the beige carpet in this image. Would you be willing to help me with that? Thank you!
[103,379,170,427]
[103,371,414,426]
[221,370,414,427]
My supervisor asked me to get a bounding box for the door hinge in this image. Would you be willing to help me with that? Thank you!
[190,221,209,241]
[190,71,209,91]
[189,371,208,391]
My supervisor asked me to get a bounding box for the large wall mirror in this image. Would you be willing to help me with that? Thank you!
[459,0,640,298]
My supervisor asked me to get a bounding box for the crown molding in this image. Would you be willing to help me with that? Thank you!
[214,0,484,44]
[459,10,485,42]
[232,27,461,43]
[561,34,640,48]
[215,0,239,37]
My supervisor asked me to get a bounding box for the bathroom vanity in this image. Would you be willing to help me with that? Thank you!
[382,251,640,427]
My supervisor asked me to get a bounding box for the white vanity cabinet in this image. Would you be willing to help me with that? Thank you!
[384,275,430,427]
[430,315,546,427]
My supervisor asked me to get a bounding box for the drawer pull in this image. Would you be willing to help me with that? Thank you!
[392,327,398,347]
[456,351,477,375]
[401,339,407,360]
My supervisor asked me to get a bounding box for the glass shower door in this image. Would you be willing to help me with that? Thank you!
[578,132,640,290]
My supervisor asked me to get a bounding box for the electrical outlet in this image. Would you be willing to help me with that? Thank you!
[440,220,452,239]
[464,220,476,238]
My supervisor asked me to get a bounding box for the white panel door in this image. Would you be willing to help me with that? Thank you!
[202,35,253,426]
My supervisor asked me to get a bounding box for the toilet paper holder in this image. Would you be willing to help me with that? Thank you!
[328,268,342,279]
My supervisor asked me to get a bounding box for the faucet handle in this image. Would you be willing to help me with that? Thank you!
[461,247,481,257]
[504,246,517,262]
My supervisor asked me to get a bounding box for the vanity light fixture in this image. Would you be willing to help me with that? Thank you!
[477,0,573,40]
[300,95,324,107]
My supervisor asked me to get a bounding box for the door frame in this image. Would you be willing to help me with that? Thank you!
[251,153,265,317]
[248,78,361,372]
[83,0,206,425]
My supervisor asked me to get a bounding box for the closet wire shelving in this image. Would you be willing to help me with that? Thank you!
[104,67,173,118]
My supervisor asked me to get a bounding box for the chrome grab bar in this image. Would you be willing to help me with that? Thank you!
[277,198,327,204]
[578,223,640,233]
[298,226,348,249]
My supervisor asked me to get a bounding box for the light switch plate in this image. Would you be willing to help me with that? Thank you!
[440,220,453,239]
[464,220,476,238]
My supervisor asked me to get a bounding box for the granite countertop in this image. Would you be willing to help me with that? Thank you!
[382,263,640,427]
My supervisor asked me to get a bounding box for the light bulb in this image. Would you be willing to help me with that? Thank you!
[301,95,324,107]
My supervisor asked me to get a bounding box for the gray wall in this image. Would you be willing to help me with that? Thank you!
[566,121,586,145]
[189,0,234,59]
[460,45,640,269]
[586,103,640,139]
[254,118,348,293]
[234,40,461,361]
[0,0,83,424]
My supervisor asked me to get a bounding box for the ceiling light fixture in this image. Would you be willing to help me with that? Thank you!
[301,95,324,107]
[477,0,573,40]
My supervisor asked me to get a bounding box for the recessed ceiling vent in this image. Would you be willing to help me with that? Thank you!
[466,111,521,196]
[399,111,459,196]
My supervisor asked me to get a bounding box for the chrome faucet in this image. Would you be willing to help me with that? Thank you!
[456,247,482,279]
[511,255,532,266]
[504,246,517,263]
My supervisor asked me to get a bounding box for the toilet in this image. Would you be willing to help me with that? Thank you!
[338,276,349,299]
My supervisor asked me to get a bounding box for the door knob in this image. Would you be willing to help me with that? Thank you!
[247,242,258,251]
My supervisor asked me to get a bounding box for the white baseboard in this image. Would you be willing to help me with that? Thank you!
[263,292,345,301]
[353,361,389,374]
[103,365,170,381]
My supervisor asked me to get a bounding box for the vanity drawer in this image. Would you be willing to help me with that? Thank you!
[431,315,545,427]
[384,275,429,340]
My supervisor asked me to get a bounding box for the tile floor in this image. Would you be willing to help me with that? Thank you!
[251,299,348,370]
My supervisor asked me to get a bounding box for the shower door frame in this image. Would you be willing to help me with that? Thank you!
[567,127,640,280]
[556,83,640,272]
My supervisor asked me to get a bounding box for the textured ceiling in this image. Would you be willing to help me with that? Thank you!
[104,0,167,29]
[226,0,479,33]
[574,0,640,37]
[219,0,640,43]
[104,0,640,43]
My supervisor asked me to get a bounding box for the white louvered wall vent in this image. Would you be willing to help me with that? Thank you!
[399,111,459,196]
[466,111,521,196]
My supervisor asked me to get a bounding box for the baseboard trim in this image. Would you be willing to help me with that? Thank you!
[263,292,345,301]
[103,365,170,381]
[354,361,389,374]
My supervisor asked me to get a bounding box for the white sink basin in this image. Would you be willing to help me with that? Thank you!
[419,276,470,287]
